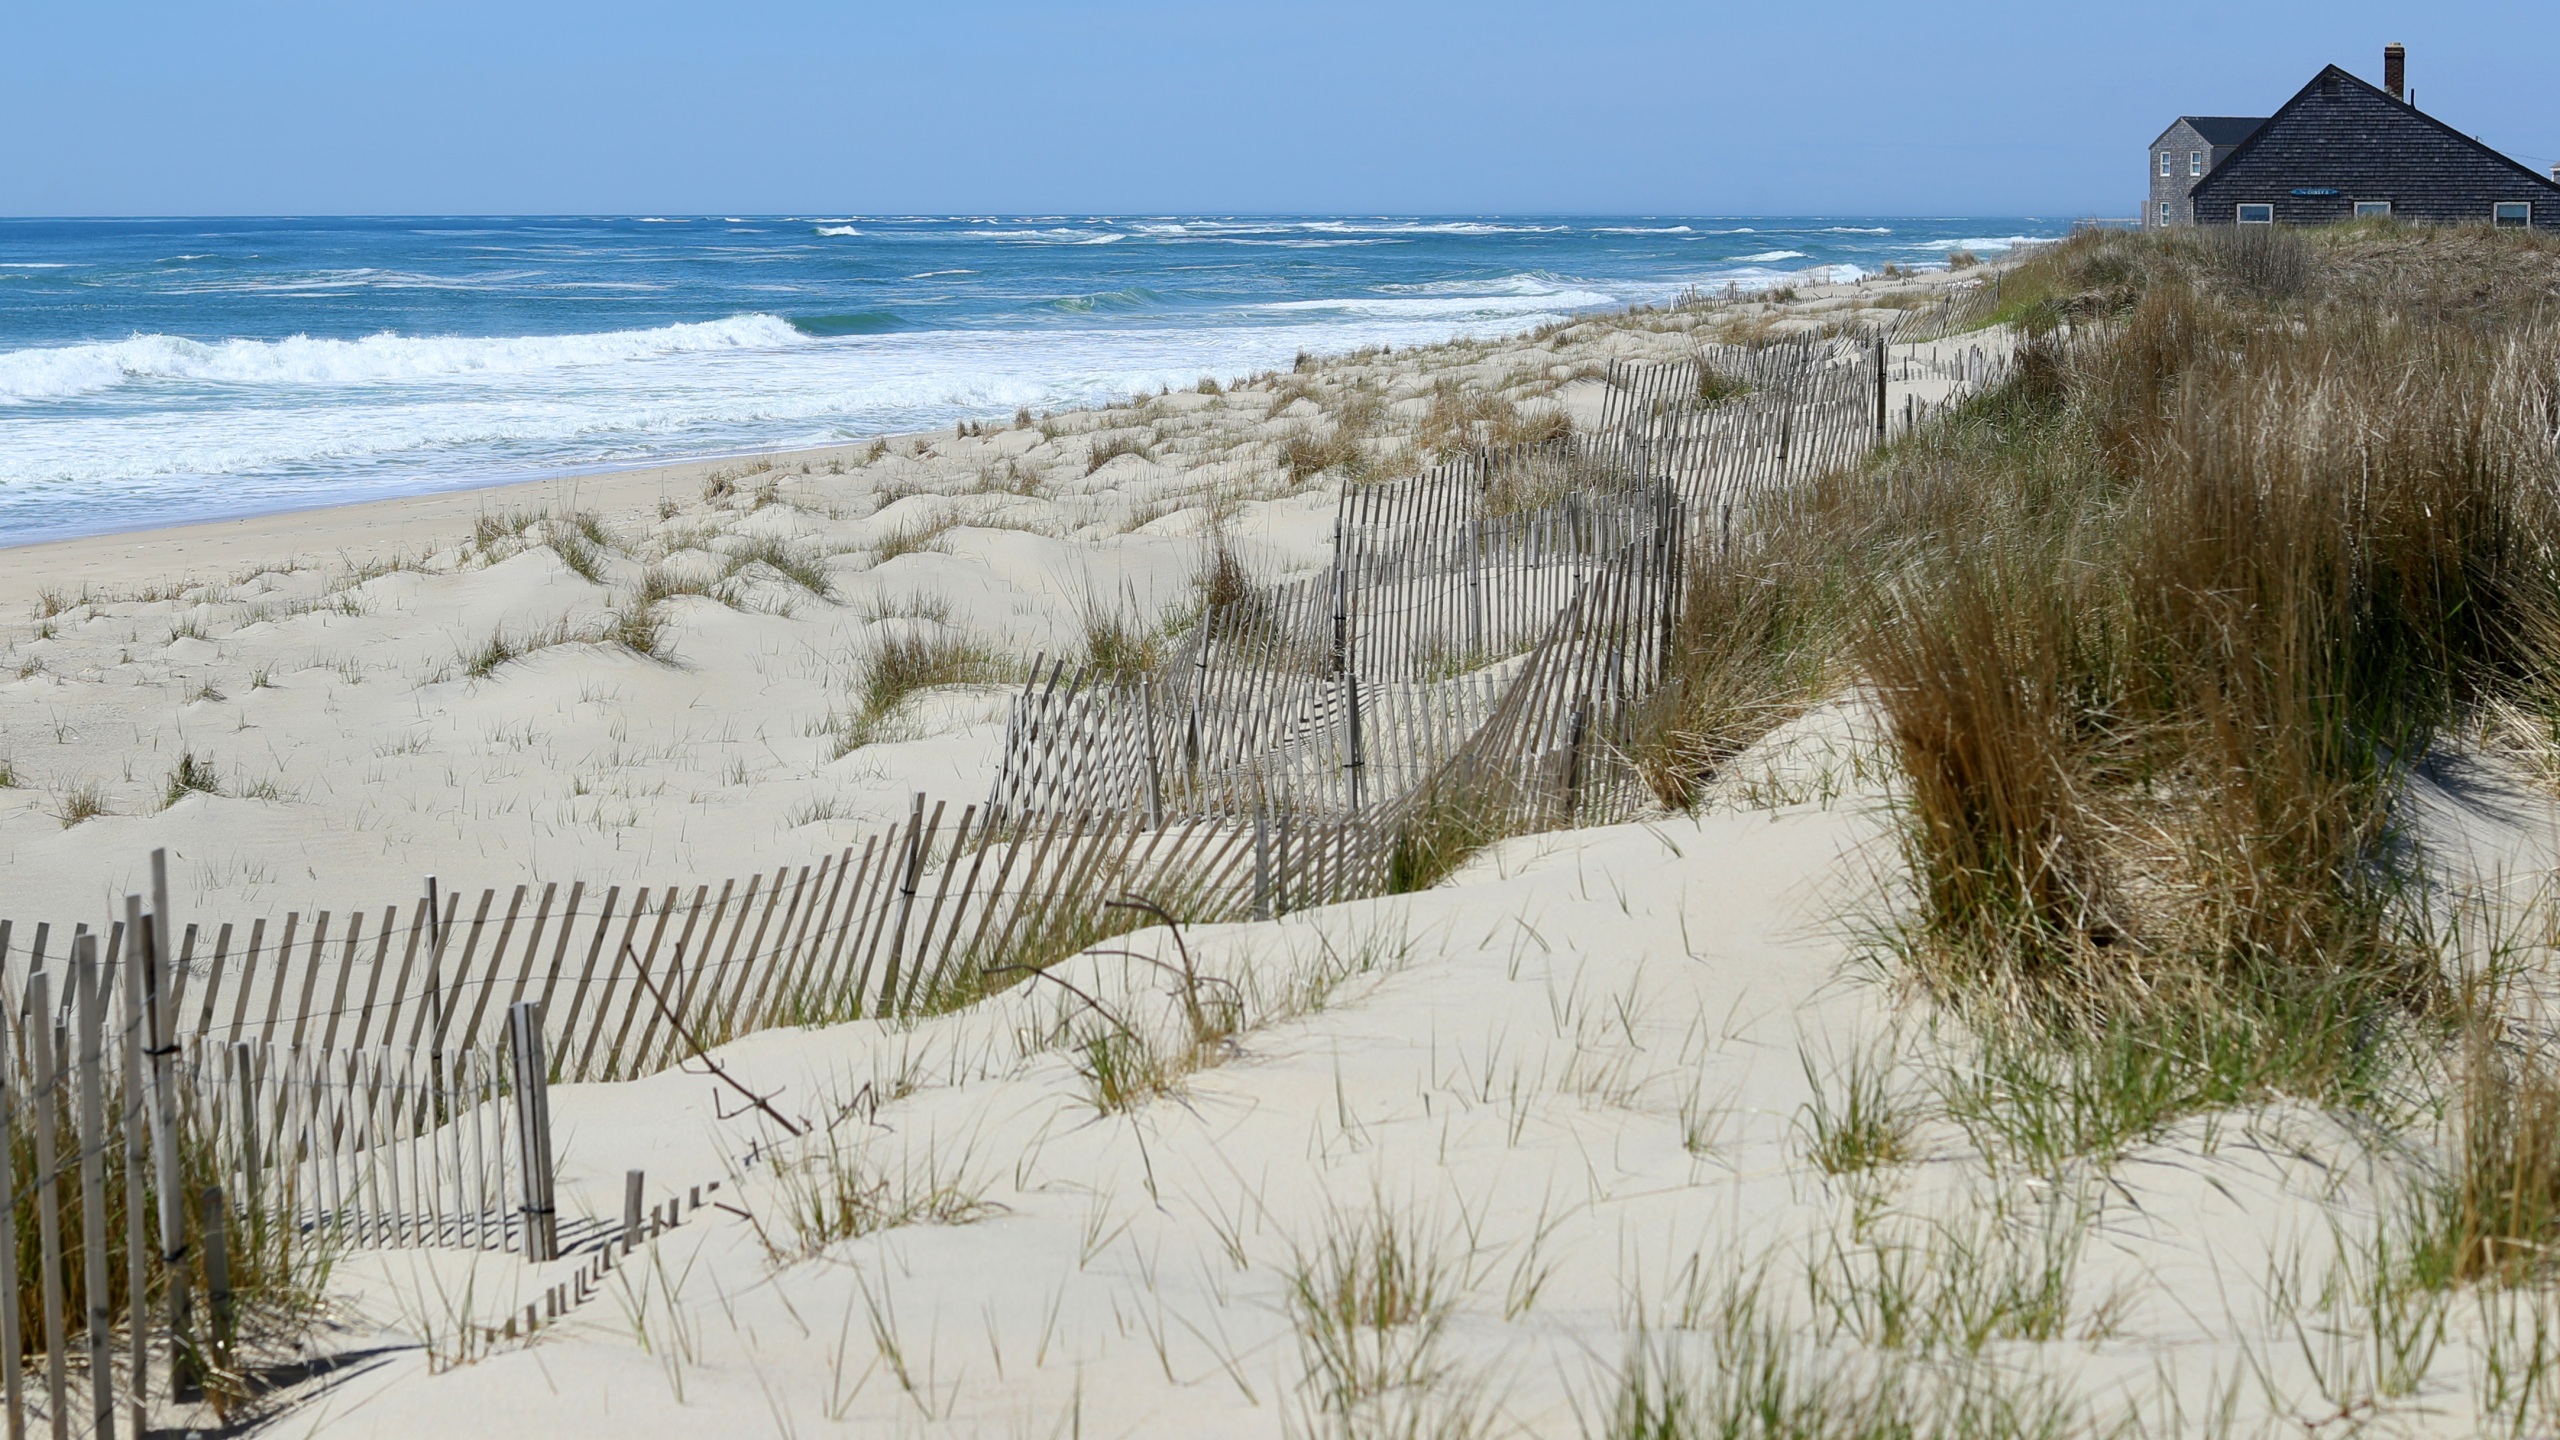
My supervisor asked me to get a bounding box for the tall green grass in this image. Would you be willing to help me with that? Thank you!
[1627,226,2560,1170]
[1861,234,2560,1055]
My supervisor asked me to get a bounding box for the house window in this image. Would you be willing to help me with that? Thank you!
[2496,202,2532,228]
[2189,151,2204,177]
[2354,201,2392,220]
[2158,201,2171,227]
[2236,204,2275,226]
[2160,151,2172,177]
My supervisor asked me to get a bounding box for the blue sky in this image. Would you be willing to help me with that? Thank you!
[6,1,2556,216]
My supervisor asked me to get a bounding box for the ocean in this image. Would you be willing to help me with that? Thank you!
[0,215,2065,545]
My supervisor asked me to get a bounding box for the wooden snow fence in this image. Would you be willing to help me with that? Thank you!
[986,476,1684,846]
[983,329,2036,851]
[0,795,1390,1103]
[985,412,1688,831]
[1,864,318,1436]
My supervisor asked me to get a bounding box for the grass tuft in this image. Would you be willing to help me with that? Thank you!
[164,750,223,808]
[56,781,107,828]
[1286,1198,1458,1417]
[829,628,1000,756]
[748,1127,995,1264]
[726,534,833,596]
[873,515,956,562]
[1085,431,1153,475]
[1799,1045,1917,1175]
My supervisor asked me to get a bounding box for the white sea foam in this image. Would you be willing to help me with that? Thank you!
[1923,235,2047,252]
[1133,220,1566,238]
[0,314,811,403]
[1253,273,1619,320]
[0,312,1586,501]
[983,229,1124,244]
[1732,250,1810,263]
[1593,226,1695,234]
[815,226,862,237]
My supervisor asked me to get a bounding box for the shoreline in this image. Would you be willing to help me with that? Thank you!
[0,263,1999,579]
[0,262,1995,913]
[0,433,909,619]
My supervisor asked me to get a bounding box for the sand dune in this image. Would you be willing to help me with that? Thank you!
[0,268,1986,925]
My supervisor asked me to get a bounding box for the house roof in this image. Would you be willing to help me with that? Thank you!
[2198,65,2560,197]
[2182,117,2267,146]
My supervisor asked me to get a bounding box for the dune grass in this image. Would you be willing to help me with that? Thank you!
[1868,235,2560,1045]
[873,515,956,562]
[55,780,107,828]
[1084,431,1153,475]
[1619,227,2560,1183]
[826,627,1002,757]
[724,534,833,597]
[747,1127,995,1264]
[164,749,223,808]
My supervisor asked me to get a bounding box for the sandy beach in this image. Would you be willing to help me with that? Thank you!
[0,267,1988,922]
[33,238,2560,1440]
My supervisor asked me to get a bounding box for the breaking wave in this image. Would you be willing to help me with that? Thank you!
[0,315,811,403]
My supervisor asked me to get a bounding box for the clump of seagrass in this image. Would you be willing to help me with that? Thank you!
[2437,1005,2560,1283]
[1628,528,1838,809]
[993,895,1240,1113]
[1860,229,2560,1129]
[828,627,1000,756]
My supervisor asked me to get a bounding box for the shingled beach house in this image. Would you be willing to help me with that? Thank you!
[2146,45,2560,230]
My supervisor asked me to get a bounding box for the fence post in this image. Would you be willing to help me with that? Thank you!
[1139,686,1164,831]
[1467,521,1484,658]
[118,896,150,1437]
[0,977,22,1440]
[150,849,197,1402]
[27,968,67,1440]
[506,1002,557,1263]
[1343,672,1366,814]
[74,940,115,1440]
[1873,333,1889,438]
[1279,801,1296,916]
[421,876,445,1057]
[623,1170,645,1255]
[229,1045,258,1221]
[1252,806,1272,923]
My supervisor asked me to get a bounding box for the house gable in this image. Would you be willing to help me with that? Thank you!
[2147,117,2266,228]
[2190,65,2560,227]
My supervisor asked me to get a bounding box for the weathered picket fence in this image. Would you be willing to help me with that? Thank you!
[1,857,643,1436]
[1,812,1382,1104]
[6,870,252,1438]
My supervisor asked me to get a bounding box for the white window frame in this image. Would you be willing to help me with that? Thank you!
[2158,201,2171,227]
[2160,151,2173,177]
[2354,201,2392,220]
[2495,201,2532,228]
[2189,151,2204,177]
[2236,203,2275,226]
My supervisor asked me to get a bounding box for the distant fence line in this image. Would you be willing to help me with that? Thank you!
[3,801,1382,1093]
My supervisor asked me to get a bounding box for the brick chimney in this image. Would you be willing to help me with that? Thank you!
[2384,43,2406,101]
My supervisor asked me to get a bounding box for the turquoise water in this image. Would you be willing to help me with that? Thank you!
[0,215,2064,543]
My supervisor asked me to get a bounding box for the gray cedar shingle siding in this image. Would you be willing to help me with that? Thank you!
[2190,65,2560,229]
[2147,118,2265,228]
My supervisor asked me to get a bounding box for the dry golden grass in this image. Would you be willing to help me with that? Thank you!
[1626,227,2560,1162]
